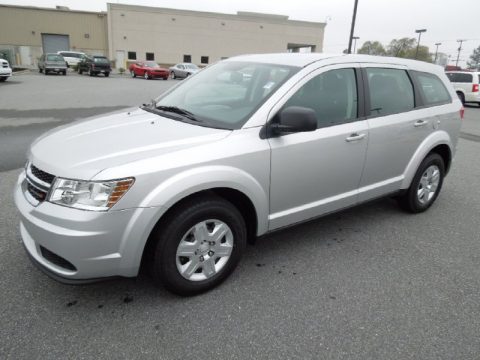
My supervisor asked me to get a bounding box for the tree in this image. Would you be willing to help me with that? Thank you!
[386,38,432,62]
[467,45,480,69]
[357,41,386,56]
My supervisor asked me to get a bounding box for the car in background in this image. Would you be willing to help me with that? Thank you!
[0,58,12,82]
[57,51,85,68]
[78,55,112,77]
[38,53,67,75]
[169,63,200,79]
[445,71,480,106]
[129,61,169,80]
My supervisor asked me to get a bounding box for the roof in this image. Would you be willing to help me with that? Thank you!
[226,53,445,74]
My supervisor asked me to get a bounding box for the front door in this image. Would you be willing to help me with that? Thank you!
[268,65,368,230]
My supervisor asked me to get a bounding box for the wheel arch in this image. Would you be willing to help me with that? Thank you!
[401,131,453,189]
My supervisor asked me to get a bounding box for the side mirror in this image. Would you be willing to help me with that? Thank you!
[270,106,317,135]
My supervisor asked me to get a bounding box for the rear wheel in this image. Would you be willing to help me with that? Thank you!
[171,71,176,79]
[457,92,465,105]
[0,77,6,82]
[104,72,110,77]
[38,68,43,73]
[397,153,445,213]
[44,69,48,75]
[130,70,136,78]
[89,68,94,77]
[150,195,247,296]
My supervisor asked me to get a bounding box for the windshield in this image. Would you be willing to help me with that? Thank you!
[154,61,298,129]
[93,57,109,64]
[185,64,198,69]
[145,61,158,68]
[47,54,64,62]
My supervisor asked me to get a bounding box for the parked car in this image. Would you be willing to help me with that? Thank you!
[169,63,200,79]
[38,53,67,75]
[0,58,12,82]
[15,54,461,296]
[57,51,85,68]
[78,55,112,77]
[445,71,480,106]
[129,61,169,80]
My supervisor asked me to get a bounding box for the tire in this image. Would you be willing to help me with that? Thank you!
[144,71,150,80]
[89,68,94,77]
[163,76,168,80]
[457,92,465,105]
[44,69,48,75]
[150,195,247,296]
[39,68,43,73]
[63,71,67,76]
[0,77,6,82]
[104,72,110,77]
[131,70,136,78]
[78,67,83,75]
[171,71,176,79]
[397,153,445,213]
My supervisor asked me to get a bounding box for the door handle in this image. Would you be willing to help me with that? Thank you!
[414,120,428,127]
[345,133,366,142]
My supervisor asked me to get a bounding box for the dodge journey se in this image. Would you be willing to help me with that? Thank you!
[15,53,462,295]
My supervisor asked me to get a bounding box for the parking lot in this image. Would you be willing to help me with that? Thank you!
[1,71,480,359]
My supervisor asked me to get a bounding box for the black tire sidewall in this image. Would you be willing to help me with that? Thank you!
[406,153,445,212]
[152,197,247,296]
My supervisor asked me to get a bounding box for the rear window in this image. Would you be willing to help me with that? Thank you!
[93,57,109,64]
[446,72,473,83]
[47,54,64,61]
[60,52,82,58]
[414,72,451,106]
[366,68,414,116]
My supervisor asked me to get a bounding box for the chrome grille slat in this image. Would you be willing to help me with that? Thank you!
[25,164,55,205]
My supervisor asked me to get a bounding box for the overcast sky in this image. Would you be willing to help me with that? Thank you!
[3,0,480,66]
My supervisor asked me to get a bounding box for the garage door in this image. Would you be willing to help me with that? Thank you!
[41,34,70,54]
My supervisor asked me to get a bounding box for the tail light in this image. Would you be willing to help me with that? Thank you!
[460,106,464,120]
[472,84,479,92]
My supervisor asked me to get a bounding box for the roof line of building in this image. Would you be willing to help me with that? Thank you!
[0,3,106,15]
[107,3,325,28]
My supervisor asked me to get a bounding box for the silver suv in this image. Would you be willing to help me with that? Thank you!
[15,54,462,295]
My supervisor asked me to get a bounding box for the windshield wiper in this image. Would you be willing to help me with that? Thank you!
[155,106,201,122]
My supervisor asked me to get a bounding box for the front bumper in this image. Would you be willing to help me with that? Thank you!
[14,171,161,282]
[0,68,12,77]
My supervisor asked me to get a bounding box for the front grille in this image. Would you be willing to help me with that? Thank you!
[27,182,47,201]
[30,164,55,184]
[40,246,77,271]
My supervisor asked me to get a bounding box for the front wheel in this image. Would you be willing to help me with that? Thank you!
[171,71,176,79]
[104,72,110,77]
[397,153,445,213]
[144,71,150,80]
[150,195,247,296]
[130,70,136,78]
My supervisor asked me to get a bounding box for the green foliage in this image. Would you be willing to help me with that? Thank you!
[357,41,386,56]
[118,67,125,74]
[467,45,480,69]
[356,37,432,62]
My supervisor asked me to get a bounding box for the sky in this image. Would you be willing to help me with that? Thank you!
[2,0,480,67]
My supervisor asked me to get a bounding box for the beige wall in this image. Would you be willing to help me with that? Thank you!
[108,4,325,68]
[0,5,107,66]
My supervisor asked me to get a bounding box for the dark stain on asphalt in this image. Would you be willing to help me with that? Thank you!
[123,295,134,304]
[155,325,160,331]
[66,300,78,307]
[98,304,104,309]
[329,295,336,300]
[255,263,265,267]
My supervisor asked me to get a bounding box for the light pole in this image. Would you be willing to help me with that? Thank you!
[456,39,466,67]
[347,0,359,54]
[415,29,427,59]
[352,36,360,53]
[434,42,441,63]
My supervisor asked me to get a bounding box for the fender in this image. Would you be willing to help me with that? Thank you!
[140,165,269,234]
[400,130,452,189]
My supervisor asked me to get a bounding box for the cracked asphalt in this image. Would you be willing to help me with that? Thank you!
[1,72,480,359]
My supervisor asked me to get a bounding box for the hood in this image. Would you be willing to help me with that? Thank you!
[30,108,231,180]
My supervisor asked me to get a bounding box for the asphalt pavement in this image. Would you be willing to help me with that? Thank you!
[1,71,480,359]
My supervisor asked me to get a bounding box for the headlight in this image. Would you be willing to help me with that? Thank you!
[49,177,134,211]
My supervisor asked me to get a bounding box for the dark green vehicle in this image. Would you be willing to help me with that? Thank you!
[78,55,112,77]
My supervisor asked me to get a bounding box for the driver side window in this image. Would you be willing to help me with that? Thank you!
[284,68,358,129]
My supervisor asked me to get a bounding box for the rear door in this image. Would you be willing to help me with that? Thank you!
[268,64,368,230]
[357,64,432,201]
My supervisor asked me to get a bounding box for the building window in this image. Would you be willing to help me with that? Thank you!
[146,52,154,61]
[127,51,136,60]
[183,54,191,63]
[201,56,209,64]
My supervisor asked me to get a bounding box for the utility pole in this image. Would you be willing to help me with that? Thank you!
[347,0,359,54]
[352,36,360,54]
[415,29,427,59]
[456,39,466,67]
[434,43,441,63]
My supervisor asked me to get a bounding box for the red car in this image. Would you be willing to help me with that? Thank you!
[128,61,169,80]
